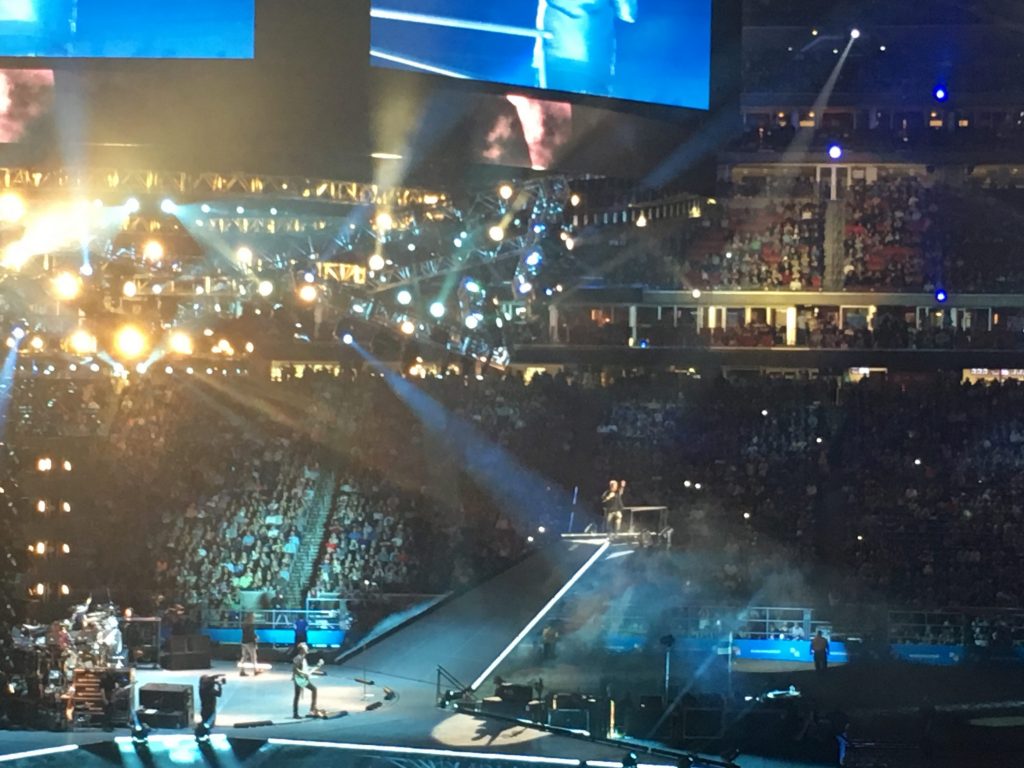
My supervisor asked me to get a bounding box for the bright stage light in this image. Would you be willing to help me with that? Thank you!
[114,325,148,360]
[517,281,533,295]
[200,203,211,214]
[52,271,81,301]
[488,225,505,242]
[691,289,702,299]
[464,280,481,294]
[396,289,413,306]
[636,213,648,228]
[465,315,480,330]
[235,246,254,267]
[828,144,844,160]
[257,280,274,298]
[400,319,416,336]
[453,237,463,247]
[429,301,446,319]
[28,335,44,351]
[498,184,514,201]
[935,289,948,303]
[407,243,417,252]
[168,331,193,356]
[341,333,354,345]
[67,329,97,356]
[368,253,386,272]
[850,28,861,39]
[298,284,319,303]
[565,237,575,251]
[125,197,141,214]
[36,458,51,472]
[235,206,245,215]
[0,192,25,223]
[122,280,137,298]
[11,327,25,341]
[375,211,394,232]
[934,86,948,101]
[142,240,164,262]
[160,199,178,215]
[570,193,581,207]
[525,250,542,268]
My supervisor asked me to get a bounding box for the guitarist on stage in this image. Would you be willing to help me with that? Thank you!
[291,643,323,718]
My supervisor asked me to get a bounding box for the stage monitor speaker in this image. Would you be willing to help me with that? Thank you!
[167,635,211,654]
[548,708,590,732]
[139,709,191,730]
[139,682,194,726]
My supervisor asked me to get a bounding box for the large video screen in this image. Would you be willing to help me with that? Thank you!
[371,0,712,110]
[0,0,254,58]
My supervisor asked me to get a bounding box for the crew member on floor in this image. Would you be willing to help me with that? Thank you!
[601,479,626,533]
[812,629,830,674]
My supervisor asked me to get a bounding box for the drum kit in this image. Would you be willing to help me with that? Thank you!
[11,599,125,685]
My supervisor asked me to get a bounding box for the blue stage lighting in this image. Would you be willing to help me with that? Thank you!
[935,289,948,303]
[828,144,843,161]
[396,290,413,306]
[160,199,178,215]
[934,86,948,101]
[342,333,354,345]
[525,250,542,268]
[464,280,481,294]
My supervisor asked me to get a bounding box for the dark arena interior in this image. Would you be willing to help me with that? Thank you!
[6,1,1024,767]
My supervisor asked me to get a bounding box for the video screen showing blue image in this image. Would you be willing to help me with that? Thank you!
[371,0,712,110]
[0,0,254,59]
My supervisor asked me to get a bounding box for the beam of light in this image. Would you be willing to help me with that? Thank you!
[0,334,21,442]
[0,745,78,763]
[370,49,471,79]
[265,738,674,768]
[371,8,552,39]
[776,35,856,167]
[471,538,610,690]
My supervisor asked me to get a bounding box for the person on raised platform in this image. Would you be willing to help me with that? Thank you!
[601,479,625,533]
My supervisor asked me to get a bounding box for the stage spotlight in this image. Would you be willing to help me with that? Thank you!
[10,327,25,341]
[375,211,394,232]
[453,236,463,247]
[525,250,542,268]
[464,280,481,294]
[28,335,44,351]
[0,192,25,223]
[935,289,948,303]
[200,203,211,214]
[934,86,948,101]
[342,333,354,346]
[160,199,178,214]
[635,213,648,228]
[168,331,193,356]
[850,28,861,39]
[828,144,844,160]
[400,319,415,335]
[488,225,505,242]
[570,193,581,207]
[236,246,254,267]
[142,240,164,262]
[498,184,514,200]
[429,301,446,319]
[396,289,413,306]
[52,271,82,301]
[114,325,148,360]
[298,284,319,303]
[565,237,575,251]
[67,329,97,356]
[257,280,274,297]
[235,205,245,215]
[125,197,141,214]
[368,253,386,272]
[691,288,702,299]
[465,315,480,330]
[517,281,533,295]
[122,280,138,298]
[407,243,416,252]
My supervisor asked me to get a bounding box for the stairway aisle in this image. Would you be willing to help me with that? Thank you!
[283,470,337,607]
[824,198,847,291]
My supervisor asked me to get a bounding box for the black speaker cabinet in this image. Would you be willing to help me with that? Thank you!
[139,682,194,728]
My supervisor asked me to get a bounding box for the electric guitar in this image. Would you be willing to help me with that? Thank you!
[293,658,325,688]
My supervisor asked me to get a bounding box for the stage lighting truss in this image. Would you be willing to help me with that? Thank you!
[365,176,571,294]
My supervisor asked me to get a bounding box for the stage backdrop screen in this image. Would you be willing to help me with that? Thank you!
[370,0,712,110]
[0,0,254,58]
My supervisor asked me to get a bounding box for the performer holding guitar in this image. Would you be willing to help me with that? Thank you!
[291,643,325,718]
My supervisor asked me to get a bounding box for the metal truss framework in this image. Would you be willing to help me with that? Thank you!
[0,167,447,207]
